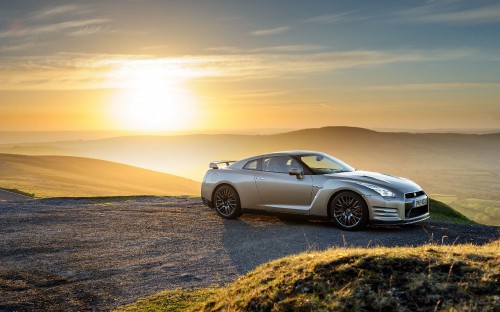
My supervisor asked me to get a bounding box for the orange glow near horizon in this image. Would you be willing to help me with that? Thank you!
[1,54,499,134]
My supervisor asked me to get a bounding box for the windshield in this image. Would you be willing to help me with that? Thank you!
[297,153,355,174]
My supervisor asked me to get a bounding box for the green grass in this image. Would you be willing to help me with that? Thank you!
[430,195,499,226]
[429,198,476,225]
[117,240,499,312]
[0,187,35,198]
[118,288,218,312]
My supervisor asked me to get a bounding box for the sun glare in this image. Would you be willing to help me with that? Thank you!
[109,61,198,132]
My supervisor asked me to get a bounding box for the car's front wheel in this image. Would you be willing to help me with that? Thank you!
[330,191,368,231]
[213,185,241,219]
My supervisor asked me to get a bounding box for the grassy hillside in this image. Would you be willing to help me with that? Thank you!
[118,240,499,311]
[0,154,199,198]
[429,198,476,224]
[433,195,500,226]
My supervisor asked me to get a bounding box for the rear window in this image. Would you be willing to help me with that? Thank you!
[243,159,260,170]
[262,156,301,174]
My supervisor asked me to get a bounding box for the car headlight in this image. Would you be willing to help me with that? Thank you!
[357,182,396,198]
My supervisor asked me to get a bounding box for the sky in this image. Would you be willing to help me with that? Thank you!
[0,0,499,133]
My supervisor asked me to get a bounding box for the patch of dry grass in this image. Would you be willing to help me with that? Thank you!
[118,240,499,311]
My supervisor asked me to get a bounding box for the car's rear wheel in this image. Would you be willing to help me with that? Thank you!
[213,185,241,219]
[330,191,368,231]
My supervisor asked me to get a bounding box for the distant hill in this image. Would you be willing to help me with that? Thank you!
[3,126,499,180]
[0,126,498,224]
[0,154,199,198]
[0,131,134,144]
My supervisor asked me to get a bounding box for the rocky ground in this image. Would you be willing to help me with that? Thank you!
[0,196,498,311]
[0,189,33,202]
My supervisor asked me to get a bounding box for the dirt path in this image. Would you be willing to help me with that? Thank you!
[0,197,498,311]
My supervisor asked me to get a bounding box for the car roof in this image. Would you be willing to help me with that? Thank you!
[230,151,324,168]
[256,150,323,157]
[227,151,332,170]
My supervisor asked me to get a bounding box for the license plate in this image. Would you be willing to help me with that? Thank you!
[414,197,427,208]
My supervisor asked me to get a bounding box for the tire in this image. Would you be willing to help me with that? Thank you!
[330,191,368,231]
[213,185,242,219]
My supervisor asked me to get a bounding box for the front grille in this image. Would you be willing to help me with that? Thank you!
[405,190,425,199]
[407,205,429,218]
[405,202,414,210]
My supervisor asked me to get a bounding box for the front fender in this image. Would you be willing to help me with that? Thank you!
[308,179,375,218]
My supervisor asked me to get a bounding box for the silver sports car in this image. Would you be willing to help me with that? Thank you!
[201,151,429,230]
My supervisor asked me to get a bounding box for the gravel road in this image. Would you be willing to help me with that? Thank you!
[0,197,498,311]
[0,190,33,202]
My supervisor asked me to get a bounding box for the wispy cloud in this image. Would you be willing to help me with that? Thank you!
[397,3,500,24]
[304,11,365,24]
[206,46,244,53]
[0,19,110,39]
[366,82,500,91]
[318,104,338,110]
[250,26,289,36]
[251,45,325,53]
[67,25,105,36]
[0,49,471,90]
[208,45,325,54]
[30,4,85,20]
[306,3,500,26]
[225,89,286,98]
[0,43,36,53]
[0,3,110,40]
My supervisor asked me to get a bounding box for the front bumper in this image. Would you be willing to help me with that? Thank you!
[370,212,430,225]
[365,193,430,225]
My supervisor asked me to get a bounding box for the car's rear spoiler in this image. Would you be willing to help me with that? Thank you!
[209,160,236,169]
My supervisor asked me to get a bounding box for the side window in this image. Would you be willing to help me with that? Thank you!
[262,156,301,174]
[243,159,261,171]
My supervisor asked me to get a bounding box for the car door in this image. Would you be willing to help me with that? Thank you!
[254,155,313,212]
[235,158,263,209]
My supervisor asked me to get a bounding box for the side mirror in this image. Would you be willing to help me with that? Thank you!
[288,168,303,179]
[209,162,219,169]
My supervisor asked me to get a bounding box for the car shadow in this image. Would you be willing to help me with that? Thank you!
[221,212,498,275]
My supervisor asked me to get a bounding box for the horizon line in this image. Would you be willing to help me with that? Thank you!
[1,126,500,136]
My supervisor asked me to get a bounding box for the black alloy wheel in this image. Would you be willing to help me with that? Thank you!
[330,191,368,230]
[214,185,241,219]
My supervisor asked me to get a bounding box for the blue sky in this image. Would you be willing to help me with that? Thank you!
[0,0,499,132]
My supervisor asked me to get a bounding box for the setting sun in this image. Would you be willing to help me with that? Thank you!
[109,61,199,132]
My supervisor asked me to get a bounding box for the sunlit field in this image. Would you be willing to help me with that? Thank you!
[432,195,500,226]
[0,154,199,197]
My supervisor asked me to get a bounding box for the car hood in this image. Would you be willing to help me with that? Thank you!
[324,170,422,194]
